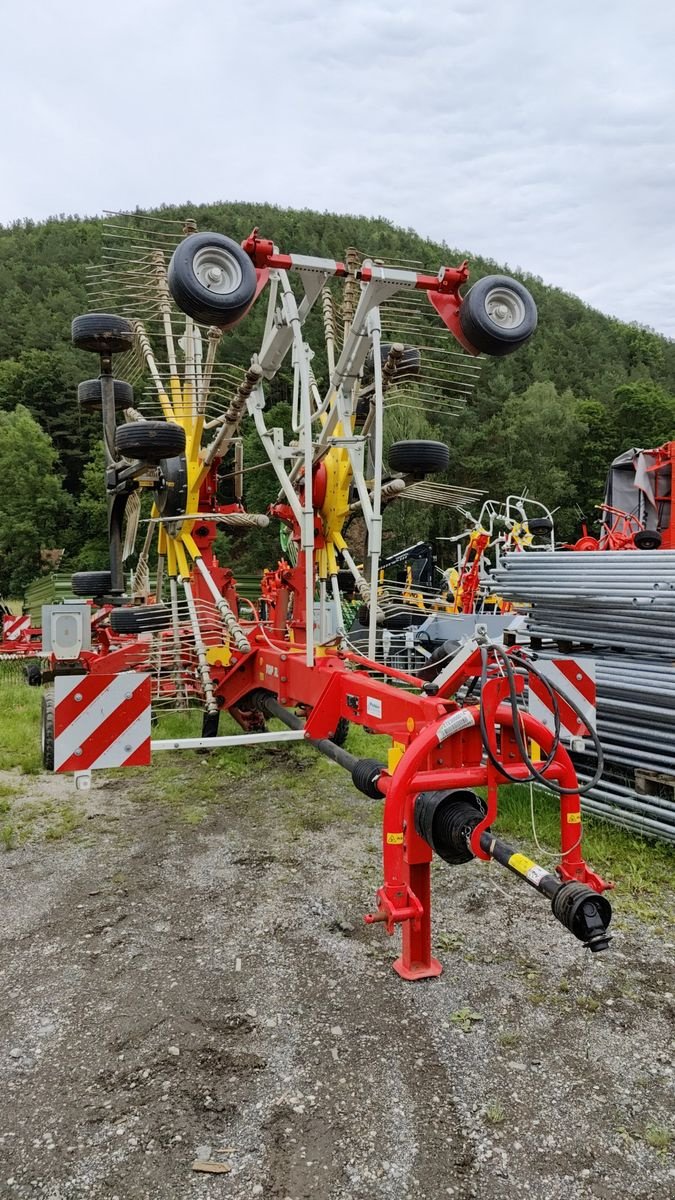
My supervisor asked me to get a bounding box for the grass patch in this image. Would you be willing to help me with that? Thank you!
[484,1101,506,1125]
[0,680,42,774]
[642,1125,672,1151]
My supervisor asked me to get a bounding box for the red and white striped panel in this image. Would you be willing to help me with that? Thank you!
[54,673,151,773]
[528,657,596,743]
[2,614,31,643]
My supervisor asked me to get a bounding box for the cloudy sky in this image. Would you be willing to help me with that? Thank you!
[1,0,674,334]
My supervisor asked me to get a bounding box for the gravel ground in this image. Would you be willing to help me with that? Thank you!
[0,753,673,1200]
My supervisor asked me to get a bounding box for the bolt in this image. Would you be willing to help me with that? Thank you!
[124,744,132,753]
[74,692,82,702]
[75,748,82,756]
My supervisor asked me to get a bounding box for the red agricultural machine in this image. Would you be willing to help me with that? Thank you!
[41,214,612,978]
[568,441,674,551]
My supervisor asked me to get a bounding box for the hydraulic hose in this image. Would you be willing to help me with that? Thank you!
[478,645,605,796]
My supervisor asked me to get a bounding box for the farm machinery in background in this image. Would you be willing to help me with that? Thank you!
[346,495,556,673]
[39,212,613,978]
[567,441,674,551]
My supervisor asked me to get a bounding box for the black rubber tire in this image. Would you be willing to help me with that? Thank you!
[71,313,134,355]
[382,609,428,631]
[388,440,450,475]
[526,517,554,535]
[459,275,537,357]
[330,716,350,748]
[634,529,662,550]
[115,421,186,463]
[110,605,173,635]
[24,663,42,687]
[78,378,134,410]
[167,233,258,328]
[41,690,55,771]
[71,570,113,597]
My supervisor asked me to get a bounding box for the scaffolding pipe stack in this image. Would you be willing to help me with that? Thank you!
[491,550,675,842]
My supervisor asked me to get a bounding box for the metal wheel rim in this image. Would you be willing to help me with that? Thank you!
[192,246,243,295]
[484,287,526,330]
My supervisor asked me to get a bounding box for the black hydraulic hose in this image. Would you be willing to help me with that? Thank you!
[492,642,561,772]
[478,645,604,796]
[510,648,605,794]
[478,646,545,785]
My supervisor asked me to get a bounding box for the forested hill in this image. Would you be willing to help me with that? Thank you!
[1,200,674,593]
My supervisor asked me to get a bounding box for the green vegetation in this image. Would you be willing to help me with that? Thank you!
[0,679,42,773]
[1,201,675,590]
[642,1125,673,1152]
[484,1101,506,1125]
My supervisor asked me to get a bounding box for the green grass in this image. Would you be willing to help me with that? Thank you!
[484,1101,506,1125]
[0,680,42,773]
[642,1125,672,1152]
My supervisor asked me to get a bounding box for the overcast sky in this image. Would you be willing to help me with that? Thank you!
[1,0,673,334]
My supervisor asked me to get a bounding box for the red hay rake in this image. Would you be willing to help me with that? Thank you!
[40,214,612,979]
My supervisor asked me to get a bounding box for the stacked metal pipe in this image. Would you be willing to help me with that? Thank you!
[490,551,675,842]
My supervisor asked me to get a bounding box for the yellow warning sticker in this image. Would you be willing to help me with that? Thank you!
[386,832,404,845]
[508,852,537,876]
[567,812,582,824]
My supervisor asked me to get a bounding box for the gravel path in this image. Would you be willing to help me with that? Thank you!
[0,756,673,1199]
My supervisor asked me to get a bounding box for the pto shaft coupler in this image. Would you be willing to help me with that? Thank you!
[413,790,612,952]
[479,832,612,952]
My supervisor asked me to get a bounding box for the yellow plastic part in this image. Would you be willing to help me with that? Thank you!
[206,644,232,667]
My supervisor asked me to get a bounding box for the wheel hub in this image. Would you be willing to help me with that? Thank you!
[484,287,526,329]
[192,246,243,294]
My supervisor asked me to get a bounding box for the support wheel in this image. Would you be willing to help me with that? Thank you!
[168,233,258,327]
[78,378,134,410]
[388,440,450,476]
[634,529,662,550]
[71,313,134,355]
[526,517,553,535]
[115,421,186,463]
[110,605,173,634]
[459,275,537,357]
[41,690,55,771]
[330,717,350,748]
[71,570,113,597]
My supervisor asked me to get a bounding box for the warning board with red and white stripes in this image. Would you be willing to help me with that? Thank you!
[528,657,596,744]
[54,673,151,773]
[2,614,31,643]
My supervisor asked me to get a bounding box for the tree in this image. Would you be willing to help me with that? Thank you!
[0,405,72,595]
[0,348,96,492]
[70,441,109,570]
[611,381,675,450]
